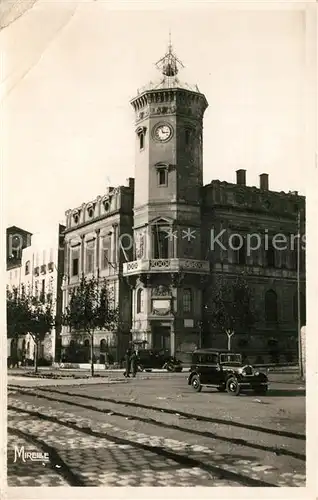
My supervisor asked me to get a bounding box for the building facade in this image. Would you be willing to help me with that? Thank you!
[62,44,306,364]
[7,225,65,364]
[61,182,134,363]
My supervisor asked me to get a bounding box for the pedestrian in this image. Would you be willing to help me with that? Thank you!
[124,346,132,377]
[130,349,138,377]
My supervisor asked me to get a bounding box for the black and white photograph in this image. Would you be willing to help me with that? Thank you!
[1,0,316,498]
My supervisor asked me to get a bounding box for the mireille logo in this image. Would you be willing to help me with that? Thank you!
[13,446,50,463]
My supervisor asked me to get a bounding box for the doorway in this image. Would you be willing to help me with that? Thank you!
[152,325,171,351]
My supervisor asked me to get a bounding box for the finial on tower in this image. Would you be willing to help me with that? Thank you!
[155,32,184,78]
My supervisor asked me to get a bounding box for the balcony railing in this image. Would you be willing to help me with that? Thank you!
[123,258,210,276]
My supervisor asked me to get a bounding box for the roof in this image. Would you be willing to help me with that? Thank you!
[6,226,32,236]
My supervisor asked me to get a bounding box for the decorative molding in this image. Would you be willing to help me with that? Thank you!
[151,285,171,297]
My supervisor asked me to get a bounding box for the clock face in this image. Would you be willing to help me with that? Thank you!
[154,124,172,142]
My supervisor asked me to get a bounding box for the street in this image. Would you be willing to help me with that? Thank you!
[7,372,305,487]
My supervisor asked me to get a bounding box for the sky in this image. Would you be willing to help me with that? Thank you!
[1,0,315,243]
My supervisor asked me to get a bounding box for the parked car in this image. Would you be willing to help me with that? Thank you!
[162,356,183,372]
[188,348,268,396]
[135,348,182,372]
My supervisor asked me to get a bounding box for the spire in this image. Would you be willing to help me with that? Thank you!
[155,32,184,78]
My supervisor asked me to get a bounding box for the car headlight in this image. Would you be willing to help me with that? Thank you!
[254,371,259,376]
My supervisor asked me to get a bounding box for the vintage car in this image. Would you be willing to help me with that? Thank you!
[135,348,182,372]
[188,348,268,396]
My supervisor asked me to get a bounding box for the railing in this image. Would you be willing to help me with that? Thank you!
[123,258,210,275]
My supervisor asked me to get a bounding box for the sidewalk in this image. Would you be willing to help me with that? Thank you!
[7,375,129,387]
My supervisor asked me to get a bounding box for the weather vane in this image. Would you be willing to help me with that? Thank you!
[155,31,184,78]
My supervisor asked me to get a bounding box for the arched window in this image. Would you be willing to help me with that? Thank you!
[25,261,30,275]
[100,339,107,352]
[153,225,170,258]
[136,288,144,314]
[139,133,144,150]
[266,240,276,267]
[183,289,192,313]
[265,290,278,322]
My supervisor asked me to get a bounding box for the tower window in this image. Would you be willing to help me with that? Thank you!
[153,227,170,259]
[183,288,192,313]
[158,168,167,186]
[139,133,144,150]
[136,288,144,314]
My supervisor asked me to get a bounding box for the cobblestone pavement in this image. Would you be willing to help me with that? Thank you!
[7,394,306,488]
[8,403,237,487]
[7,420,69,487]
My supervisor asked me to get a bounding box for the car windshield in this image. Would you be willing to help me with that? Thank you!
[220,353,242,364]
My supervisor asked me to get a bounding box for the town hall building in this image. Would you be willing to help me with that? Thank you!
[61,43,305,365]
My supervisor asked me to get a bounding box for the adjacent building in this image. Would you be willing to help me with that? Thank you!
[62,43,306,364]
[61,182,134,363]
[7,225,65,364]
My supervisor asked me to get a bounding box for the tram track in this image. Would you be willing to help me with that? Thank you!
[8,385,305,462]
[8,404,277,487]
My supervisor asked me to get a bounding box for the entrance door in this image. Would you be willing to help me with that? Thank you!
[152,326,171,352]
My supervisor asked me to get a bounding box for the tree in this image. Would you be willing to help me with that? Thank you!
[62,276,119,376]
[205,274,256,350]
[6,285,55,372]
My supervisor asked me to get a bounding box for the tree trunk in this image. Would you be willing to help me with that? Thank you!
[226,330,235,351]
[34,341,38,373]
[90,332,94,377]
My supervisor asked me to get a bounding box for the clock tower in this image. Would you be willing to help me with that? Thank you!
[123,41,210,357]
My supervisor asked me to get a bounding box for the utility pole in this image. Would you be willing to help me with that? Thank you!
[297,208,304,379]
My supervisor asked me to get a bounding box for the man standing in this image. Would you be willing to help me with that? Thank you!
[130,349,139,378]
[124,345,132,378]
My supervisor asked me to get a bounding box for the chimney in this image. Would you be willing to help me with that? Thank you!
[236,169,246,186]
[259,173,269,191]
[127,177,135,190]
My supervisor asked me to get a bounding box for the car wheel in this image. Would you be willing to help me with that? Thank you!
[191,375,202,392]
[226,377,241,396]
[253,385,268,395]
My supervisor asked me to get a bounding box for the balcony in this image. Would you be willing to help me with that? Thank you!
[123,258,210,276]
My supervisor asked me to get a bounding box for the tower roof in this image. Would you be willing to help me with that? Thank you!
[137,35,201,95]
